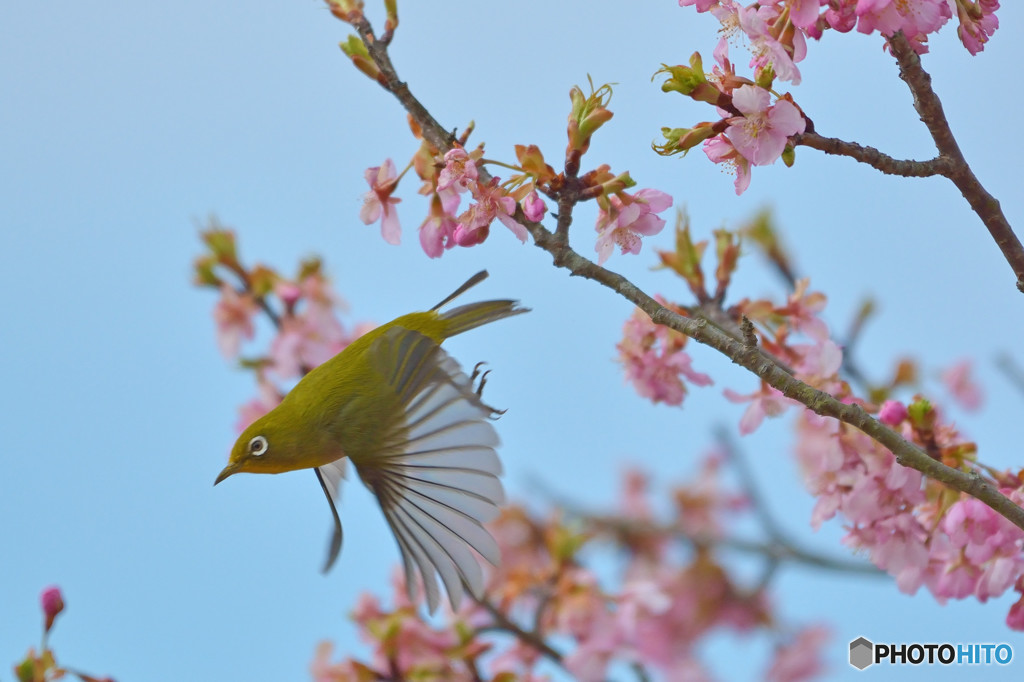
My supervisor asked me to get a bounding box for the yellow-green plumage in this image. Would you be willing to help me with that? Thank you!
[215,271,527,612]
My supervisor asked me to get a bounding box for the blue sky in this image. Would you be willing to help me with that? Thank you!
[3,2,1024,680]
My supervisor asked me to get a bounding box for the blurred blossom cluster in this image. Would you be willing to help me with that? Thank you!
[194,222,376,432]
[618,209,1024,629]
[311,460,829,682]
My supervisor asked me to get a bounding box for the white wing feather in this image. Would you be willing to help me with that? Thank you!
[355,328,506,613]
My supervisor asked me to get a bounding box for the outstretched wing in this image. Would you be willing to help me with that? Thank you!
[352,327,505,613]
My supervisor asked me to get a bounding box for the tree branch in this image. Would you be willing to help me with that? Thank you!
[888,31,1024,292]
[793,132,949,177]
[344,18,1024,534]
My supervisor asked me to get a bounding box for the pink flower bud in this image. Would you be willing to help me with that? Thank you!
[522,191,546,222]
[878,400,908,426]
[41,585,64,633]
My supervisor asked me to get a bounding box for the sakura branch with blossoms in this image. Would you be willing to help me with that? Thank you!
[319,0,1024,632]
[659,1,1024,290]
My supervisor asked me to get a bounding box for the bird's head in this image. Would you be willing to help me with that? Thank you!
[215,413,294,485]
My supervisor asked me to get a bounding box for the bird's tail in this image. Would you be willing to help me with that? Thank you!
[434,271,529,337]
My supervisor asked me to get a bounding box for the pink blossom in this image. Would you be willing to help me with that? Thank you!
[940,359,983,410]
[620,468,655,519]
[1008,597,1024,630]
[624,348,712,405]
[674,452,750,538]
[616,578,672,637]
[723,384,791,435]
[825,1,857,31]
[488,638,543,678]
[550,568,610,640]
[454,179,527,246]
[737,5,806,84]
[359,159,402,245]
[765,625,830,682]
[1008,577,1024,630]
[433,148,478,230]
[703,134,752,194]
[563,637,617,682]
[791,339,843,388]
[846,514,931,594]
[779,279,829,342]
[310,642,362,682]
[235,376,282,432]
[274,280,301,306]
[418,206,458,258]
[878,399,908,426]
[726,85,805,166]
[619,307,712,406]
[976,556,1021,602]
[954,0,999,55]
[855,0,952,52]
[788,0,824,31]
[943,498,1024,566]
[594,188,673,264]
[212,284,256,358]
[41,585,64,633]
[679,0,722,11]
[269,302,349,379]
[436,147,478,194]
[522,189,547,222]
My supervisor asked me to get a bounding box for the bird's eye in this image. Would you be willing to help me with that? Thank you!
[249,435,268,456]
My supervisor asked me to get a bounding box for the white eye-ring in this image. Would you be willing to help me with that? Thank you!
[249,435,268,456]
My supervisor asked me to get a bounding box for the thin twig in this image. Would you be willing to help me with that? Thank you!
[793,132,949,177]
[474,596,565,667]
[584,513,883,576]
[714,426,784,542]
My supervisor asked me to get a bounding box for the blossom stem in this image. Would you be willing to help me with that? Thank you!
[479,158,523,173]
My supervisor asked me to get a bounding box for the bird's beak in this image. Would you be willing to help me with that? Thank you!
[214,462,239,486]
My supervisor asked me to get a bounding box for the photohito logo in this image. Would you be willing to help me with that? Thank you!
[849,636,1013,670]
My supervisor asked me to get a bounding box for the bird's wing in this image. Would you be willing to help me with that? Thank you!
[353,326,505,613]
[315,458,347,572]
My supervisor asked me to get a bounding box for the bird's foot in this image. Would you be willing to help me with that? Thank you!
[471,362,507,418]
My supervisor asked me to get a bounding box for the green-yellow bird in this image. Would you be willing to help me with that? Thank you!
[214,271,527,612]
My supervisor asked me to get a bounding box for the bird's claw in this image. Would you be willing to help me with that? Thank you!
[471,361,507,418]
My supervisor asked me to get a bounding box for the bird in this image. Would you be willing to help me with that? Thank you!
[214,270,527,612]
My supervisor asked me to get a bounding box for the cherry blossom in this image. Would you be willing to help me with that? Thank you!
[212,284,256,358]
[594,188,673,264]
[359,159,402,245]
[726,85,805,166]
[619,306,712,405]
[940,358,983,410]
[704,134,752,194]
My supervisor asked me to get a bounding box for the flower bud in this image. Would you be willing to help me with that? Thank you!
[41,585,64,633]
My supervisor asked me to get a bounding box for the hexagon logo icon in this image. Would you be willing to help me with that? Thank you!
[849,637,874,670]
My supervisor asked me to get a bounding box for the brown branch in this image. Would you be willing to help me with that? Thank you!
[888,31,1024,293]
[344,19,1024,534]
[792,132,949,177]
[474,596,565,666]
